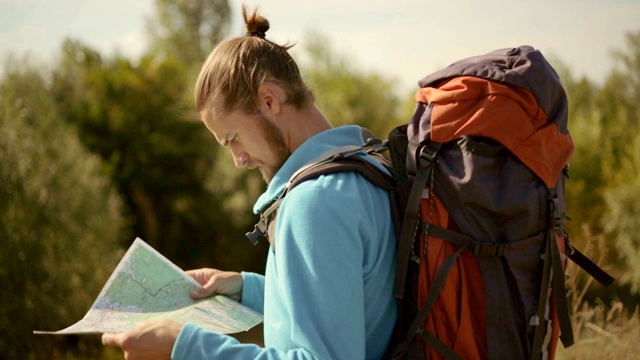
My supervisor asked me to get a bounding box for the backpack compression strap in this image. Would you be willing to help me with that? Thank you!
[393,141,442,299]
[529,190,573,359]
[566,238,614,287]
[390,223,506,360]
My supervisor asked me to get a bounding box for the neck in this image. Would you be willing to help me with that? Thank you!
[284,104,333,153]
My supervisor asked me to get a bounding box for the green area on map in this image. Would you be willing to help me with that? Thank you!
[34,238,263,335]
[94,242,195,312]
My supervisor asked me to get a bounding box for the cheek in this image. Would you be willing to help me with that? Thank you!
[251,136,272,158]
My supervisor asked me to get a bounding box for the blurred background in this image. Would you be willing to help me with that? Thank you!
[1,0,638,358]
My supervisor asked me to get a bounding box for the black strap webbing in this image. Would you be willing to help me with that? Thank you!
[427,224,509,256]
[550,231,574,347]
[567,246,614,287]
[530,191,574,359]
[393,142,442,299]
[289,157,394,191]
[393,163,430,298]
[528,240,551,359]
[393,223,522,359]
[422,331,463,360]
[391,243,469,359]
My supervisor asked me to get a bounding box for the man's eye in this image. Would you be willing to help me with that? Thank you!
[223,135,236,146]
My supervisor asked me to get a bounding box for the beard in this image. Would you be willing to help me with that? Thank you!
[254,114,291,184]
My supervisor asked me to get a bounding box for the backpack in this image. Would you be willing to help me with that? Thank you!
[246,45,614,359]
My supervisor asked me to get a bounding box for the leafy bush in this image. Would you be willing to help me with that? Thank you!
[0,60,125,359]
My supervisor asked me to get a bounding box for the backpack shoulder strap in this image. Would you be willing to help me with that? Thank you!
[289,155,395,191]
[245,139,395,246]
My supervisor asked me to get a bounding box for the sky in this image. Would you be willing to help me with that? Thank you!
[1,0,639,96]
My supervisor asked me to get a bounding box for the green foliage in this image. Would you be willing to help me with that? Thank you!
[600,31,640,292]
[204,150,269,272]
[561,30,640,293]
[147,0,231,66]
[0,58,124,359]
[301,32,405,138]
[562,75,608,233]
[603,168,640,292]
[49,39,242,270]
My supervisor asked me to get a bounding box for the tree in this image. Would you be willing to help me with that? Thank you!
[300,32,405,138]
[146,0,231,67]
[50,40,230,268]
[44,1,270,273]
[559,71,608,235]
[600,30,640,293]
[0,58,124,359]
[559,30,640,297]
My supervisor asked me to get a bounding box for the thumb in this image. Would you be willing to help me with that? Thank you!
[102,332,124,347]
[190,278,218,299]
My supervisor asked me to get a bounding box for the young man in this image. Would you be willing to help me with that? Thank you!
[102,6,397,359]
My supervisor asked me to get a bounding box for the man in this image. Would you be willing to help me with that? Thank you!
[103,6,397,359]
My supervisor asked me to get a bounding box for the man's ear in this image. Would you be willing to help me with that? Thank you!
[257,82,284,115]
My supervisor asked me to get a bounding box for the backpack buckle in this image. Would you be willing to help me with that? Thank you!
[245,220,268,245]
[366,138,388,153]
[471,242,507,257]
[417,142,442,167]
[548,193,564,236]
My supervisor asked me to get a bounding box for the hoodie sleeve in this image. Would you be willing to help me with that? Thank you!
[240,271,265,314]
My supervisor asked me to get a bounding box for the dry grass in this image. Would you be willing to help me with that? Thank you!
[556,225,640,360]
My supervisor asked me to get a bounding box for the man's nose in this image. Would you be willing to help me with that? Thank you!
[232,151,248,168]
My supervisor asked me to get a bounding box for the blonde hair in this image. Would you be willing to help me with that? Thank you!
[195,5,313,115]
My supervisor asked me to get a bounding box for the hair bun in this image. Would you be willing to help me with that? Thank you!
[244,6,270,39]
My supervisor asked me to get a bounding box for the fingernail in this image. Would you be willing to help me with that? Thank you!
[190,287,203,296]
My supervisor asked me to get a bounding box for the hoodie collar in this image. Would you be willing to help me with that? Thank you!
[253,125,364,214]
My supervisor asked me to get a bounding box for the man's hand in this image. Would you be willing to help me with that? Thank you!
[102,319,183,360]
[186,268,243,301]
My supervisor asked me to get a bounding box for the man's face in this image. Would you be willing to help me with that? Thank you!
[201,105,290,184]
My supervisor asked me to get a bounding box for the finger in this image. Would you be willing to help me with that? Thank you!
[190,277,218,299]
[102,332,123,347]
[185,268,216,286]
[184,269,202,280]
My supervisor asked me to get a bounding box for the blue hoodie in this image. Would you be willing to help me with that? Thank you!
[172,125,397,359]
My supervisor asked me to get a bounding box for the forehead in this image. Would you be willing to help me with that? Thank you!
[201,101,249,143]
